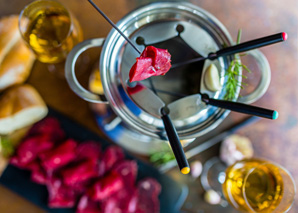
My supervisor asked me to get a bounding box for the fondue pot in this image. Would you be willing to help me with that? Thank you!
[65,2,270,154]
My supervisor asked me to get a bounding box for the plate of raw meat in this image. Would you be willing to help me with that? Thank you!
[0,108,188,213]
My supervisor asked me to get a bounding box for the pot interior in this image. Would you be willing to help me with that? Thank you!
[100,2,239,139]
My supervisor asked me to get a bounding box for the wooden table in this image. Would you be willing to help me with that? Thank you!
[0,0,297,212]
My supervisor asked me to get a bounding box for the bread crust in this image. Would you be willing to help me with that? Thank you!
[0,40,35,91]
[0,15,35,91]
[0,15,21,64]
[0,84,48,134]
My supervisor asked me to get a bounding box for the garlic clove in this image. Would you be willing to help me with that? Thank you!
[219,134,254,166]
[190,160,203,178]
[204,63,222,92]
[204,189,221,205]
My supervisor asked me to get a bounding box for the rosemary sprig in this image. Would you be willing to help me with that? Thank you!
[224,30,252,100]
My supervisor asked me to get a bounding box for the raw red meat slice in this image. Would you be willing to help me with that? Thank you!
[77,195,101,213]
[28,160,47,184]
[87,171,124,201]
[129,58,154,82]
[14,134,54,166]
[46,177,77,208]
[100,160,138,212]
[127,189,139,213]
[101,198,119,213]
[138,178,161,196]
[31,168,47,184]
[101,185,138,213]
[76,141,101,162]
[135,178,161,213]
[129,46,171,82]
[112,160,137,188]
[10,156,23,168]
[142,46,171,71]
[98,146,125,176]
[61,159,98,186]
[71,180,91,196]
[101,191,139,213]
[28,117,65,142]
[40,139,77,171]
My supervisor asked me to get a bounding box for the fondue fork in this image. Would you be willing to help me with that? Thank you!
[171,32,287,69]
[127,83,190,174]
[167,63,278,120]
[88,0,190,174]
[200,94,278,119]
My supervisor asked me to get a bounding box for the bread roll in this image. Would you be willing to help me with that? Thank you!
[0,15,35,91]
[0,40,35,91]
[0,15,21,64]
[0,84,48,135]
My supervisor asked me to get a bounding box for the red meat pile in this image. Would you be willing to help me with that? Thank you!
[10,117,161,213]
[129,46,171,82]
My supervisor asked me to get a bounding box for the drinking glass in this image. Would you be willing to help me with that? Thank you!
[18,0,83,75]
[222,159,296,212]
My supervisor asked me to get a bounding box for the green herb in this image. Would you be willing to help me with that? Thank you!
[149,143,175,166]
[224,29,252,100]
[0,136,14,158]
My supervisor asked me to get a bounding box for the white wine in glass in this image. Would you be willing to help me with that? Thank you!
[222,159,296,212]
[19,0,83,64]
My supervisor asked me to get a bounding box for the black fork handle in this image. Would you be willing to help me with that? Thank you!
[211,32,287,59]
[202,94,278,120]
[161,108,190,174]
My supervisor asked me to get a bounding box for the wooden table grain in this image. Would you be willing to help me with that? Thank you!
[0,0,297,212]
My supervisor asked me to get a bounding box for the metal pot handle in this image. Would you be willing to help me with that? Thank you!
[65,38,108,104]
[237,49,271,104]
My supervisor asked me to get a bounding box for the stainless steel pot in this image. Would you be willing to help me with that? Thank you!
[65,2,270,154]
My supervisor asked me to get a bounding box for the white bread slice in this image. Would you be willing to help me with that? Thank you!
[0,84,48,135]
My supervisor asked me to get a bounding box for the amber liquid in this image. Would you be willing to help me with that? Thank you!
[222,159,284,212]
[22,8,83,63]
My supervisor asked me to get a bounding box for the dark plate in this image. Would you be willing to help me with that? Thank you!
[0,108,188,213]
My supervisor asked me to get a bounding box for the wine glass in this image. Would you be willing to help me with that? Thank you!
[222,159,296,212]
[18,0,83,77]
